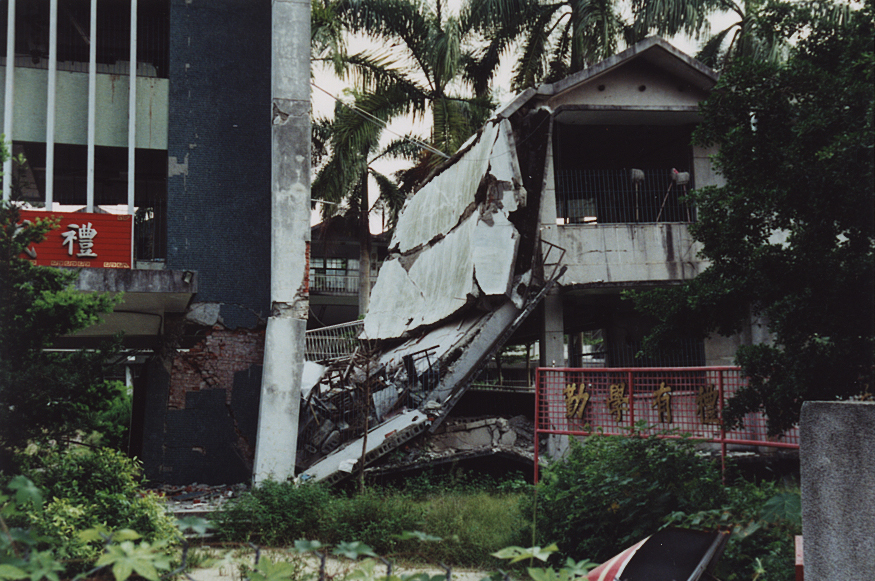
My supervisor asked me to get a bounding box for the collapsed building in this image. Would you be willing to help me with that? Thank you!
[294,37,737,483]
[8,6,749,484]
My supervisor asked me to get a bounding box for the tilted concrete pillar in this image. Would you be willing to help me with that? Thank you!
[253,0,310,484]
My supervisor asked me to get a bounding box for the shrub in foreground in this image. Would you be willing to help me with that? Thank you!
[214,480,334,545]
[9,447,178,572]
[529,429,726,562]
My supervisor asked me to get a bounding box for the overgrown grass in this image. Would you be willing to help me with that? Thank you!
[215,445,799,576]
[215,472,530,568]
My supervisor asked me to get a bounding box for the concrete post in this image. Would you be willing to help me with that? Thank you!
[800,401,875,580]
[253,0,311,484]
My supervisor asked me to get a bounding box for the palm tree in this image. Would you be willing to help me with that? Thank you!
[311,0,506,313]
[467,0,723,91]
[696,0,853,70]
[311,87,420,314]
[330,0,497,165]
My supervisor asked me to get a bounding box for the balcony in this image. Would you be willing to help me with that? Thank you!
[556,168,694,224]
[309,273,381,295]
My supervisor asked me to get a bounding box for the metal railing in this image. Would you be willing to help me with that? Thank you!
[305,320,364,363]
[534,367,800,482]
[556,168,694,224]
[309,273,360,294]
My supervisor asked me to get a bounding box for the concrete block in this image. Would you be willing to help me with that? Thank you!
[186,302,221,326]
[800,401,875,580]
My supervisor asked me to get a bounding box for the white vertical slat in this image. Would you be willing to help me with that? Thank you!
[45,0,58,208]
[2,0,15,201]
[86,0,97,212]
[127,0,137,215]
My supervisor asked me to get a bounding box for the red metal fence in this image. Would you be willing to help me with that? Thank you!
[534,367,799,481]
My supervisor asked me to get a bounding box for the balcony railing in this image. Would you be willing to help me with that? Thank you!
[309,273,379,294]
[305,320,364,363]
[556,168,695,224]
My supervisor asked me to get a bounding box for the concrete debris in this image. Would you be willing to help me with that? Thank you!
[296,91,563,485]
[367,415,538,476]
[150,482,248,517]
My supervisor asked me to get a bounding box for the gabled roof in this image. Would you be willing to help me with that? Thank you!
[497,37,718,120]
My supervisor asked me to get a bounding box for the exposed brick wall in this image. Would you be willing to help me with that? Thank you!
[168,326,265,409]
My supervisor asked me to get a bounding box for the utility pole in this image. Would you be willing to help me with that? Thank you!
[253,0,311,484]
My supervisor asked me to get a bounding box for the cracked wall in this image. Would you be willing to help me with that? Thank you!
[143,323,264,484]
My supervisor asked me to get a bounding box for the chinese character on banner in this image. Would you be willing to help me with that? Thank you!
[696,384,721,425]
[563,383,590,420]
[606,383,629,423]
[61,223,98,258]
[652,382,672,424]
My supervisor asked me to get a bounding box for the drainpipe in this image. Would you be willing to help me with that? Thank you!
[253,0,311,484]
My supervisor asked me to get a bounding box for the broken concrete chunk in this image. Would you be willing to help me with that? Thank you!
[185,302,221,326]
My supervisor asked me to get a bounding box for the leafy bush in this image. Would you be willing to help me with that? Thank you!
[90,381,133,452]
[664,481,800,581]
[13,447,179,570]
[214,480,335,545]
[528,428,726,562]
[323,489,423,554]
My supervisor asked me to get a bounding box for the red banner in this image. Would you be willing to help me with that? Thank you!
[19,211,133,269]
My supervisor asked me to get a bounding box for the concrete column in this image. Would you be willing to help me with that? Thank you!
[253,0,310,484]
[800,401,875,580]
[540,289,570,459]
[540,289,565,368]
[2,0,15,201]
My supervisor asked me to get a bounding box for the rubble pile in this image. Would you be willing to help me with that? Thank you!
[150,482,248,517]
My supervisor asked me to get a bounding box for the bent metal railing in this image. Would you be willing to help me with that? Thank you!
[534,367,799,482]
[305,320,364,363]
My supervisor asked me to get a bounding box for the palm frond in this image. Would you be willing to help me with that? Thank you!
[511,5,563,90]
[696,25,736,68]
[370,169,407,227]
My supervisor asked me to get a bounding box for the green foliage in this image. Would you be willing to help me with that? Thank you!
[89,381,133,452]
[11,447,179,572]
[528,430,725,563]
[0,200,122,457]
[468,0,720,91]
[664,482,801,580]
[492,544,596,581]
[216,477,528,567]
[324,490,423,555]
[632,0,875,436]
[214,480,335,545]
[416,492,527,567]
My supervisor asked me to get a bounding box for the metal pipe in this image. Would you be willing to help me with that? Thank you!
[45,0,58,208]
[86,0,97,212]
[127,0,137,215]
[3,0,15,201]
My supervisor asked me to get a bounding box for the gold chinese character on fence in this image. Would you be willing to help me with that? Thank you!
[563,383,590,419]
[607,383,629,423]
[652,382,672,424]
[696,384,721,425]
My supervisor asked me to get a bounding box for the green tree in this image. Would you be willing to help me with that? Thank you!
[325,0,497,169]
[632,0,875,435]
[0,201,121,459]
[696,0,854,71]
[468,0,722,91]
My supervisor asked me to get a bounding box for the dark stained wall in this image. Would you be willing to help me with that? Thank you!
[166,0,271,329]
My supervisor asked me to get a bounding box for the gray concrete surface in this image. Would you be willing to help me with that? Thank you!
[800,401,875,580]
